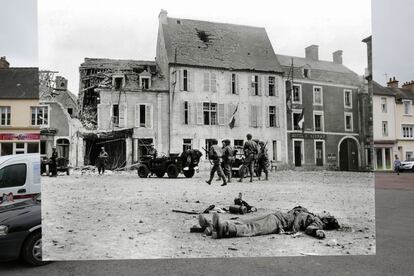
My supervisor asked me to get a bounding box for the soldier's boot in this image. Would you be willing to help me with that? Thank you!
[220,174,227,186]
[265,172,269,181]
[227,175,231,183]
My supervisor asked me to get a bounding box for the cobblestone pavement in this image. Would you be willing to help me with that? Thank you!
[41,169,375,260]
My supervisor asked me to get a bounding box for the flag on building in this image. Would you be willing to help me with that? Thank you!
[298,109,305,132]
[228,103,239,129]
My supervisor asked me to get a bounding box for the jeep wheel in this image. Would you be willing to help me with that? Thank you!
[21,231,48,266]
[183,168,195,178]
[137,164,149,178]
[167,164,179,178]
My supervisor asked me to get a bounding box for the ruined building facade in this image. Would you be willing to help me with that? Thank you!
[77,58,169,168]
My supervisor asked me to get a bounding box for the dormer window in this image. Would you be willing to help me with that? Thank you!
[112,75,125,90]
[141,77,150,89]
[139,70,152,90]
[303,68,310,78]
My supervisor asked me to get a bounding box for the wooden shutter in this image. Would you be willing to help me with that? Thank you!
[265,76,269,96]
[182,101,186,124]
[276,140,282,161]
[248,75,253,95]
[276,106,280,127]
[178,69,183,91]
[188,70,194,92]
[226,73,231,94]
[266,105,270,127]
[188,102,194,124]
[218,104,225,125]
[275,77,279,97]
[119,103,127,128]
[135,104,140,127]
[257,105,262,127]
[235,74,240,95]
[203,72,210,92]
[145,104,152,128]
[196,102,203,125]
[211,72,217,93]
[227,103,234,123]
[250,105,256,127]
[258,75,262,96]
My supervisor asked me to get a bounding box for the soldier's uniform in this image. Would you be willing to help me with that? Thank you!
[50,148,58,177]
[221,140,235,183]
[239,135,258,183]
[206,140,227,186]
[257,141,269,180]
[148,146,157,158]
[97,148,109,175]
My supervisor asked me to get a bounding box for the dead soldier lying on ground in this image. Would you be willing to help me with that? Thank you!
[196,206,340,239]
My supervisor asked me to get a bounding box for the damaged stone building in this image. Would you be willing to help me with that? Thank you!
[77,58,169,169]
[155,10,288,164]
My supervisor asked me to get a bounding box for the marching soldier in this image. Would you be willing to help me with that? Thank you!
[257,141,269,181]
[96,146,109,175]
[50,147,58,177]
[206,139,227,186]
[239,134,258,183]
[221,139,235,183]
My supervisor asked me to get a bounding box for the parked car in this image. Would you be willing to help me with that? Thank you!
[399,158,414,172]
[0,194,47,266]
[0,154,41,200]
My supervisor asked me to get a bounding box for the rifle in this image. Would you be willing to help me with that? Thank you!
[202,147,213,165]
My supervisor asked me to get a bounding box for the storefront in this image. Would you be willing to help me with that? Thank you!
[373,141,396,171]
[0,133,40,156]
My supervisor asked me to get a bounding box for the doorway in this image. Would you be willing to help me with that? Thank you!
[339,138,359,171]
[315,141,324,166]
[293,140,303,167]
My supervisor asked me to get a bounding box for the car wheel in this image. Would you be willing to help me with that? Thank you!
[183,168,195,178]
[167,164,179,178]
[137,164,149,178]
[21,231,47,266]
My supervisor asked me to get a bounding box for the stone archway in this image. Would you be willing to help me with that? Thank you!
[338,136,360,171]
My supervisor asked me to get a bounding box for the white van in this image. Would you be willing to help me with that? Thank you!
[0,153,41,200]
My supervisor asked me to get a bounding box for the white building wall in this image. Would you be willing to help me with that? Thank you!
[169,66,287,163]
[373,95,396,141]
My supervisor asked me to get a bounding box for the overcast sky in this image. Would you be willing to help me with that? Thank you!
[0,0,38,67]
[36,0,371,94]
[372,0,414,86]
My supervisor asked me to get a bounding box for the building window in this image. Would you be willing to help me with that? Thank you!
[406,151,414,161]
[183,139,192,151]
[252,75,259,95]
[403,100,412,115]
[303,68,310,78]
[269,106,276,127]
[402,125,414,138]
[141,77,150,89]
[231,73,237,94]
[40,140,47,155]
[31,106,49,126]
[293,111,302,130]
[184,101,189,125]
[139,105,146,127]
[0,143,13,156]
[292,85,302,103]
[0,106,11,126]
[313,86,323,105]
[268,76,275,96]
[344,89,352,108]
[234,139,244,154]
[112,104,119,126]
[183,69,188,91]
[203,102,217,125]
[314,112,324,132]
[345,112,353,131]
[382,121,388,137]
[114,77,123,90]
[381,97,387,113]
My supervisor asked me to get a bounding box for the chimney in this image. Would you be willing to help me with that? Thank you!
[305,45,319,61]
[387,77,399,88]
[333,50,343,64]
[159,9,168,24]
[0,56,10,68]
[402,80,414,92]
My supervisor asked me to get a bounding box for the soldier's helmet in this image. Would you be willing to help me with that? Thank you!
[246,133,252,140]
[320,215,340,230]
[259,141,265,146]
